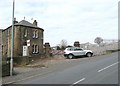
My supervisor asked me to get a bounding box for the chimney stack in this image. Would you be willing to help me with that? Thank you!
[33,20,37,26]
[14,18,18,24]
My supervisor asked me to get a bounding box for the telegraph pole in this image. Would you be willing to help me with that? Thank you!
[10,0,15,76]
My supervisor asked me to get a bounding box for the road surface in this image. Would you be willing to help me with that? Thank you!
[13,52,119,85]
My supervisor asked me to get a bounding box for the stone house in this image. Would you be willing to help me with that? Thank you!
[0,29,2,46]
[2,19,44,59]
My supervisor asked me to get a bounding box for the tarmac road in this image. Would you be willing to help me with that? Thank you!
[13,52,119,85]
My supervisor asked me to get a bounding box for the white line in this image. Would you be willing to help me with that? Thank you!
[73,78,85,85]
[98,62,119,72]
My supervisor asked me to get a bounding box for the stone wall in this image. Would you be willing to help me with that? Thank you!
[0,29,2,46]
[2,25,44,58]
[87,42,119,56]
[2,29,8,59]
[0,29,2,57]
[44,43,51,57]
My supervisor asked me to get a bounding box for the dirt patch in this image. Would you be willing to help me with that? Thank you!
[26,55,66,68]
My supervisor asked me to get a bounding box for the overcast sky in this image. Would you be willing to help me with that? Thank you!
[0,0,119,46]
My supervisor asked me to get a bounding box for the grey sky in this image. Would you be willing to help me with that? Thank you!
[0,0,118,46]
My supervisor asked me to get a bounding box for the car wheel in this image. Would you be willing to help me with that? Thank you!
[86,53,92,57]
[68,54,74,59]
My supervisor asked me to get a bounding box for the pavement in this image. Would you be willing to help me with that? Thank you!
[2,67,53,85]
[2,55,73,85]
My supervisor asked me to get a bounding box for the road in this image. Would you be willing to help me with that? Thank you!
[13,52,119,85]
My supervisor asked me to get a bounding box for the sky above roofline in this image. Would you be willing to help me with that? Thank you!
[0,0,119,46]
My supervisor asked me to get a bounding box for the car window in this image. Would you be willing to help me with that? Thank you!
[74,48,83,51]
[67,48,73,51]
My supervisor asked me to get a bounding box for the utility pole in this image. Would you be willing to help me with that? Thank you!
[10,0,15,76]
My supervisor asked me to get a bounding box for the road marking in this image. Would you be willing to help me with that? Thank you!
[72,78,85,85]
[98,62,119,72]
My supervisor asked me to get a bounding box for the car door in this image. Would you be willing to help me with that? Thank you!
[73,48,85,56]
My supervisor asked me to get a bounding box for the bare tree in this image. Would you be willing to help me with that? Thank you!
[60,39,68,50]
[94,37,103,46]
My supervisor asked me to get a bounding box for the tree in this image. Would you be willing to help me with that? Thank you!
[94,37,103,46]
[56,46,61,50]
[60,39,68,50]
[74,41,80,47]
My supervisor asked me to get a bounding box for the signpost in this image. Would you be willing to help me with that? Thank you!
[27,40,30,46]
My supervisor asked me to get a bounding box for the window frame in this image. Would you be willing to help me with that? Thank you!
[24,29,27,37]
[32,44,39,54]
[32,29,39,39]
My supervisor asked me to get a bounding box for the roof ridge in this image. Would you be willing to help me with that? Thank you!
[15,20,37,28]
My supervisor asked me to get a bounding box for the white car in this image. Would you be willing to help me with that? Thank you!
[64,47,93,59]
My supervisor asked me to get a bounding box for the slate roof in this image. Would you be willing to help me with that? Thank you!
[5,20,44,31]
[15,20,38,28]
